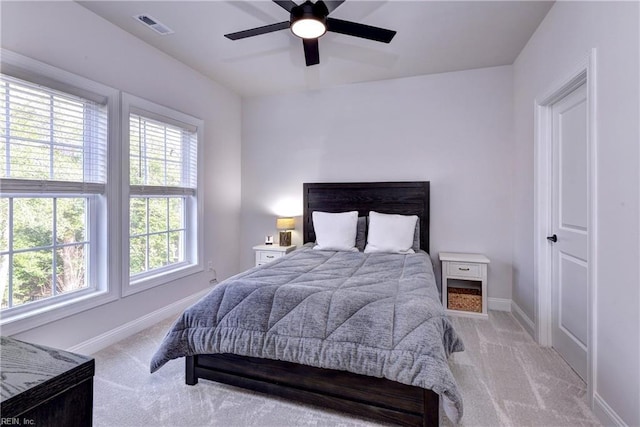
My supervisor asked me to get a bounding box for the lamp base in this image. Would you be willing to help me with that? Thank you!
[279,231,292,247]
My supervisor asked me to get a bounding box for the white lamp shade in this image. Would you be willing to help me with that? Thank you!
[276,217,295,230]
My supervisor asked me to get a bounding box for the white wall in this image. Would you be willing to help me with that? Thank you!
[1,2,242,350]
[241,66,514,301]
[512,2,640,425]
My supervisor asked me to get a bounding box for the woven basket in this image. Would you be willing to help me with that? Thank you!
[448,287,482,313]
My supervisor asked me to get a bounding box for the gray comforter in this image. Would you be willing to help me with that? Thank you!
[150,244,464,422]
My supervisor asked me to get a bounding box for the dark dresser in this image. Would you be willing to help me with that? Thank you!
[0,336,95,426]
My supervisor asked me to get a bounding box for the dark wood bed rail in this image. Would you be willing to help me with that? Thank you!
[186,354,439,426]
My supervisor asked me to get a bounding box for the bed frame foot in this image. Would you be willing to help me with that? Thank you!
[186,355,198,385]
[423,389,439,426]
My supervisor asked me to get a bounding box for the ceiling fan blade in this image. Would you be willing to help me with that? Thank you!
[327,18,396,43]
[224,21,290,40]
[272,0,298,12]
[320,0,345,14]
[303,38,320,66]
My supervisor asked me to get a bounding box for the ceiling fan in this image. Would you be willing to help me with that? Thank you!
[224,0,397,66]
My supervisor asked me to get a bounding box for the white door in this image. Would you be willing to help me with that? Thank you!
[549,83,588,380]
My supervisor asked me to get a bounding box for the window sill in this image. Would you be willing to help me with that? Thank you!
[123,263,204,297]
[0,288,119,336]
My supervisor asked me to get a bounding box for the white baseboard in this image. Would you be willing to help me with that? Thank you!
[593,393,627,427]
[511,300,536,338]
[488,297,511,312]
[67,288,210,355]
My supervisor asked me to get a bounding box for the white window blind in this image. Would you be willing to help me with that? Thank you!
[129,114,197,196]
[1,74,108,192]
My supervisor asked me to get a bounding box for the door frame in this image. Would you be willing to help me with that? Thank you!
[533,48,597,402]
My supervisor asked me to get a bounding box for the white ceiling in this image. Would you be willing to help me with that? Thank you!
[78,1,553,98]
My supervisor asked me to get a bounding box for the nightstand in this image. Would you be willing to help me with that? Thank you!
[439,252,490,319]
[253,244,296,267]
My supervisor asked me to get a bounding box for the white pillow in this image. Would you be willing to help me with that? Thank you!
[312,211,359,252]
[364,211,419,254]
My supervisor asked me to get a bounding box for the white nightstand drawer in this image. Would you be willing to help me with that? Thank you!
[253,245,296,267]
[257,251,283,263]
[447,262,481,278]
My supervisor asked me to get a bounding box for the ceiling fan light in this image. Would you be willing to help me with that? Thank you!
[291,18,326,39]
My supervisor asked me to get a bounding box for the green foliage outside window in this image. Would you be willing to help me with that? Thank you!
[0,197,88,309]
[128,196,184,277]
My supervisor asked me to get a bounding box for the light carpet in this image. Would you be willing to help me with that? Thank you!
[92,311,601,426]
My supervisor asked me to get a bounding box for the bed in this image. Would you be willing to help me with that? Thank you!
[150,181,464,426]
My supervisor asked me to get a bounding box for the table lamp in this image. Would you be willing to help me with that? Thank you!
[276,217,295,246]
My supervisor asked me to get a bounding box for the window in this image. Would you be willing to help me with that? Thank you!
[123,95,203,293]
[0,73,107,312]
[0,51,200,333]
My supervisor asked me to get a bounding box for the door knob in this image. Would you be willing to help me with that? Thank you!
[547,234,557,243]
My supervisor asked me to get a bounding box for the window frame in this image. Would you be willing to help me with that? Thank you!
[120,93,204,297]
[0,49,119,336]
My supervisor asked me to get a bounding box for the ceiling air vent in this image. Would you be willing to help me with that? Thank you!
[134,14,174,35]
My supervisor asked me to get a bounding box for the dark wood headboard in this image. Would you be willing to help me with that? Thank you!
[302,181,430,251]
